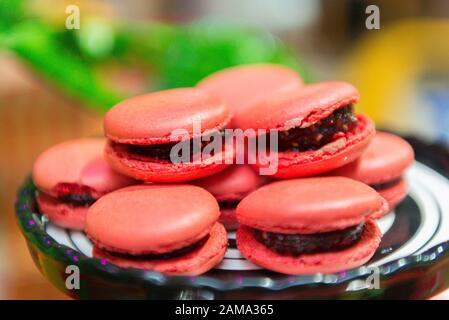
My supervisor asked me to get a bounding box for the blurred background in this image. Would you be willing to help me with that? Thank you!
[1,0,449,299]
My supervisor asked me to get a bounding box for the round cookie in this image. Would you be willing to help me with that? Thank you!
[236,177,385,275]
[330,132,414,212]
[198,64,303,127]
[104,88,234,182]
[32,138,135,230]
[235,81,375,178]
[86,184,227,275]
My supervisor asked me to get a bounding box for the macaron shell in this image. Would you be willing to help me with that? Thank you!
[368,196,390,219]
[198,64,303,127]
[192,165,263,201]
[236,219,381,275]
[32,138,135,197]
[86,184,220,254]
[329,132,415,184]
[104,88,231,144]
[235,81,359,131]
[256,114,375,178]
[219,208,239,230]
[93,222,227,276]
[36,193,87,230]
[105,140,234,182]
[237,177,385,234]
[377,178,408,212]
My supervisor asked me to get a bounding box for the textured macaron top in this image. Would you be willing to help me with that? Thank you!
[192,165,263,201]
[237,177,385,234]
[330,132,414,184]
[104,88,231,144]
[32,138,134,197]
[86,184,220,254]
[198,64,303,115]
[235,81,359,131]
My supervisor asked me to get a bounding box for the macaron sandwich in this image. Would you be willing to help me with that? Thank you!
[198,63,303,127]
[330,132,414,214]
[86,184,227,275]
[235,81,375,178]
[236,177,387,274]
[104,88,234,182]
[32,138,135,230]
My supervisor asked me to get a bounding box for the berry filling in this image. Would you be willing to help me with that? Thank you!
[59,194,96,206]
[370,178,402,191]
[96,235,209,261]
[252,223,365,255]
[51,183,97,206]
[114,129,227,163]
[275,105,357,152]
[219,199,241,209]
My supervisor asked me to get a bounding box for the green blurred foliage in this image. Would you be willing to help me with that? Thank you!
[0,21,122,109]
[0,0,26,29]
[148,21,307,89]
[0,2,309,113]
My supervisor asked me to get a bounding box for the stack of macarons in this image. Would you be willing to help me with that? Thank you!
[32,63,414,276]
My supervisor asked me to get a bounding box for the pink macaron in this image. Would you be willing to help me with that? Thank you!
[104,88,234,183]
[86,184,227,275]
[198,64,303,127]
[32,138,135,230]
[329,132,414,214]
[192,165,266,230]
[236,177,386,275]
[235,81,375,178]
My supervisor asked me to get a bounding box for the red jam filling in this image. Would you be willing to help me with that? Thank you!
[276,105,357,152]
[117,129,227,162]
[53,183,96,206]
[370,178,402,191]
[252,223,365,255]
[218,200,241,209]
[97,235,209,261]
